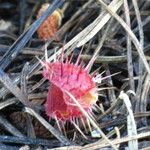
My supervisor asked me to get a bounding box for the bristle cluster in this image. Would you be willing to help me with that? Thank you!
[43,61,98,121]
[37,3,63,40]
[39,45,103,138]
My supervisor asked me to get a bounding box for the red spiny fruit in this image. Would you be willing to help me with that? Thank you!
[42,54,99,122]
[37,3,63,40]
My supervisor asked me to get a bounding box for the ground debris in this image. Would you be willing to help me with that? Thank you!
[0,0,149,149]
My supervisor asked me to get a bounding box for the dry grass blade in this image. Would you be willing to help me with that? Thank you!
[114,127,121,149]
[0,0,149,149]
[132,0,144,47]
[85,17,113,71]
[0,98,17,110]
[124,0,135,91]
[119,91,138,150]
[140,74,150,124]
[48,131,150,150]
[82,132,150,149]
[0,115,24,137]
[0,75,20,99]
[81,55,127,63]
[133,0,144,112]
[0,69,26,105]
[48,146,81,150]
[64,90,118,150]
[58,0,94,37]
[0,0,64,70]
[98,0,150,76]
[53,0,122,58]
[0,135,59,147]
[97,97,122,120]
[0,69,32,108]
[21,62,30,100]
[77,0,123,47]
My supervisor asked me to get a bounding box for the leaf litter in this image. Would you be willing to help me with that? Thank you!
[0,0,150,149]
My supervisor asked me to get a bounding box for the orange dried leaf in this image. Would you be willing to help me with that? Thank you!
[37,3,63,40]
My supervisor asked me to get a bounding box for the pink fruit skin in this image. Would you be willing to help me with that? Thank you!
[43,61,97,121]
